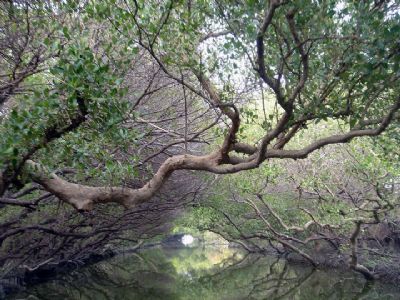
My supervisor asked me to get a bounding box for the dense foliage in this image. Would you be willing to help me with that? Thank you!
[0,0,399,284]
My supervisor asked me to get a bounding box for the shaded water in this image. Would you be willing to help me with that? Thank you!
[8,243,400,299]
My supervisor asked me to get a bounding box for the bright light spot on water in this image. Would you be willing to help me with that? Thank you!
[181,234,194,246]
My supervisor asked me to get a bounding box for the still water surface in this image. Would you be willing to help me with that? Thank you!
[9,243,400,299]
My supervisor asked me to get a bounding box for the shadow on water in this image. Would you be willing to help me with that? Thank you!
[7,244,400,300]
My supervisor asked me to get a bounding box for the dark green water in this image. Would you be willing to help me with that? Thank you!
[9,243,400,300]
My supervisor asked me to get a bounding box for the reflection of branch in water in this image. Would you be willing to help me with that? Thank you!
[61,268,116,299]
[351,280,373,300]
[192,253,268,295]
[202,253,260,282]
[196,252,312,299]
[271,260,289,297]
[23,275,97,300]
[320,277,344,299]
[131,252,159,272]
[242,256,317,300]
[304,273,374,300]
[247,258,286,298]
[93,258,164,290]
[22,254,157,299]
[273,268,315,300]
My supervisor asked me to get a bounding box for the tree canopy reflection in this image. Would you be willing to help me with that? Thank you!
[11,245,400,300]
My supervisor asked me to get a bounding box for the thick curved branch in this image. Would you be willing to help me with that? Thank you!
[25,150,222,210]
[256,0,279,86]
[68,95,400,208]
[231,97,399,161]
[24,97,400,214]
[265,99,400,159]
